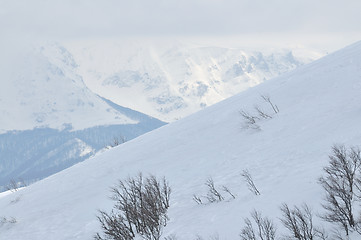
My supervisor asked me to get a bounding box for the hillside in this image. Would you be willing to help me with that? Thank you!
[0,42,165,190]
[66,40,323,121]
[1,41,361,239]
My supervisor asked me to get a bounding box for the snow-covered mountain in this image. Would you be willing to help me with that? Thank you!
[1,40,360,239]
[66,40,324,121]
[0,42,136,133]
[0,43,165,190]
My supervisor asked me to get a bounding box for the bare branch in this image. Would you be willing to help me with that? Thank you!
[222,185,236,199]
[193,195,203,205]
[280,203,327,240]
[96,173,171,240]
[254,106,272,119]
[240,110,261,130]
[240,210,276,240]
[205,177,224,203]
[261,94,279,114]
[319,145,361,236]
[241,170,260,196]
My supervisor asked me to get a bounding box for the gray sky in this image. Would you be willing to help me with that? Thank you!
[1,0,361,50]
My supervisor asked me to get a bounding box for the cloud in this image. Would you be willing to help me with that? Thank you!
[1,0,361,39]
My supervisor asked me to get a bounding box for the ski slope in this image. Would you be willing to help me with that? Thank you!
[1,41,361,239]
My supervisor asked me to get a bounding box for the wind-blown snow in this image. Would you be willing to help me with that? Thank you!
[1,41,361,239]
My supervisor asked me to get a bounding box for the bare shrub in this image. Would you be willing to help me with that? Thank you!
[260,95,279,114]
[254,106,272,120]
[193,178,236,204]
[205,177,224,203]
[222,185,236,199]
[6,179,19,192]
[280,203,327,240]
[6,178,28,192]
[241,170,260,196]
[0,217,17,227]
[240,210,277,240]
[240,110,261,130]
[319,145,361,236]
[109,135,127,148]
[240,94,279,130]
[193,195,203,205]
[95,173,171,240]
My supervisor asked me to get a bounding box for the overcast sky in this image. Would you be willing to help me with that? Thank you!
[1,0,361,50]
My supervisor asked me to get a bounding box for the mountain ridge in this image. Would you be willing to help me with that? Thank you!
[66,40,324,121]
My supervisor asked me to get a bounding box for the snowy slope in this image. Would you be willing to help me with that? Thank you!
[0,42,165,191]
[66,40,323,121]
[1,41,361,239]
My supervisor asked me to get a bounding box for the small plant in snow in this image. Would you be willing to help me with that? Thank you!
[205,177,224,203]
[222,185,236,199]
[0,216,17,227]
[108,135,127,148]
[254,106,273,120]
[193,178,235,204]
[6,179,19,192]
[193,194,203,205]
[240,110,261,130]
[240,210,276,240]
[240,94,279,130]
[241,170,260,196]
[260,94,279,114]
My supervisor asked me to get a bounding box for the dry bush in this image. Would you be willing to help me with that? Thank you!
[319,145,361,236]
[6,179,19,192]
[240,110,261,130]
[109,135,127,148]
[240,94,279,130]
[193,178,235,204]
[205,178,224,203]
[241,170,260,196]
[240,210,276,240]
[260,95,279,114]
[280,203,327,240]
[95,173,171,240]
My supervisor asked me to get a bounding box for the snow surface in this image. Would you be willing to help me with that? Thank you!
[1,40,361,239]
[65,40,323,122]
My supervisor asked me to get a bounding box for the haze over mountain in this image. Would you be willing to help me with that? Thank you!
[67,40,323,121]
[1,40,360,239]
